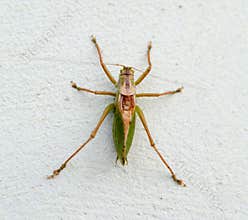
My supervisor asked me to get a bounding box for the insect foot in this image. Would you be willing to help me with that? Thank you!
[91,35,97,44]
[176,86,184,93]
[47,163,66,179]
[148,41,152,50]
[172,174,186,187]
[71,81,79,90]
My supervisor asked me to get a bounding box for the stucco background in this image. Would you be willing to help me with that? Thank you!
[0,0,247,219]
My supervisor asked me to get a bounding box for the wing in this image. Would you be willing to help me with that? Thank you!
[112,108,136,164]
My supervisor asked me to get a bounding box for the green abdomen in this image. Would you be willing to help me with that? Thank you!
[112,108,136,164]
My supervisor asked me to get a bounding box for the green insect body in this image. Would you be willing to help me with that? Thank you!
[47,36,186,186]
[113,67,136,165]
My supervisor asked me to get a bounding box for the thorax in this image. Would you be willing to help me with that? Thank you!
[116,73,136,113]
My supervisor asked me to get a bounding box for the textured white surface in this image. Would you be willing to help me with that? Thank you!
[0,0,247,219]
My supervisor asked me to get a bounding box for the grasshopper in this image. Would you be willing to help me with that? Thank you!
[47,36,185,186]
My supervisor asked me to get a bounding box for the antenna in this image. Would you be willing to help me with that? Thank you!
[105,63,143,72]
[105,63,125,68]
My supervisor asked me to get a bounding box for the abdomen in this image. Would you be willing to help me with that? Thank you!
[112,107,136,165]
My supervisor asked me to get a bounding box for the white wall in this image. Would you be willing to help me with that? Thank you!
[0,0,247,219]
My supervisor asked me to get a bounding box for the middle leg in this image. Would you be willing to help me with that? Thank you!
[71,81,116,96]
[136,86,183,97]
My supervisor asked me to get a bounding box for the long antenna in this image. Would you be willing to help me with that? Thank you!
[105,63,125,68]
[105,63,143,72]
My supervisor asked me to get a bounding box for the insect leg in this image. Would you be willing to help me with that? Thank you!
[47,103,115,179]
[135,105,186,186]
[136,87,183,97]
[91,36,117,85]
[135,41,152,86]
[71,81,116,96]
